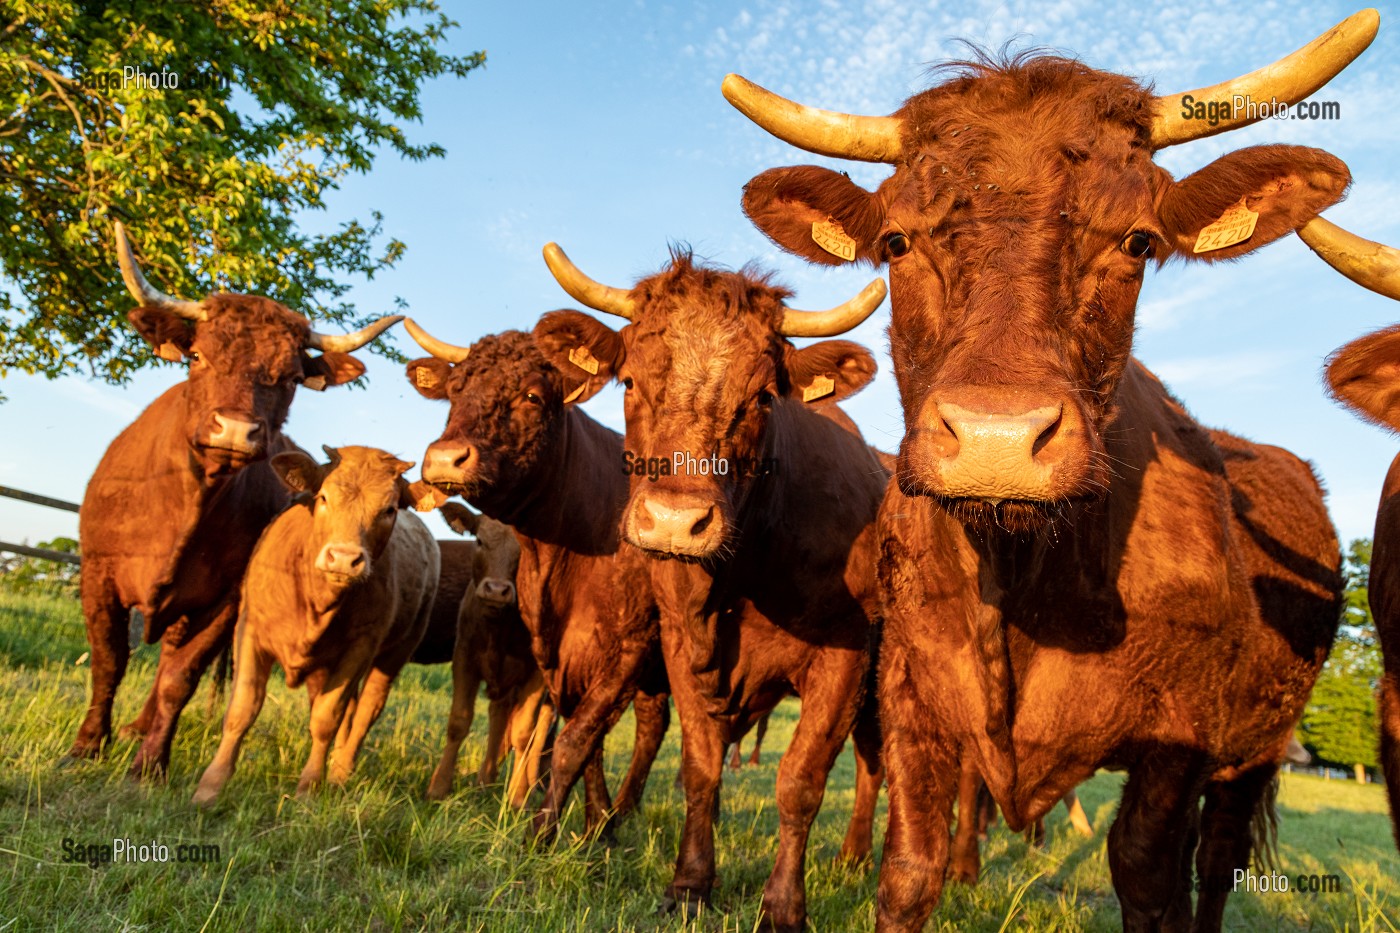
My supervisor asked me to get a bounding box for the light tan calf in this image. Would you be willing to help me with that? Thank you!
[193,445,439,804]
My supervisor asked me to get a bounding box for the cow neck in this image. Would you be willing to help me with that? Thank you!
[479,406,625,556]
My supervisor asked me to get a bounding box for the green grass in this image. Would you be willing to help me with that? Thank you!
[0,588,1396,931]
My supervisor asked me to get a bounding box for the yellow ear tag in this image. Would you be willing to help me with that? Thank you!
[812,220,856,262]
[156,342,184,362]
[569,345,600,375]
[415,492,438,512]
[802,374,836,402]
[414,366,438,389]
[1192,198,1259,253]
[563,382,588,404]
[302,375,328,392]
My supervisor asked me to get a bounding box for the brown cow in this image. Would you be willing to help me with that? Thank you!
[1310,216,1400,851]
[67,223,401,779]
[404,325,670,839]
[192,446,439,804]
[532,246,888,932]
[425,505,554,806]
[726,11,1373,930]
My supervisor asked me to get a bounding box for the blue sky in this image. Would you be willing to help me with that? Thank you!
[3,0,1400,548]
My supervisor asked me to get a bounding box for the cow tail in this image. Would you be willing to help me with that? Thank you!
[1249,772,1281,873]
[205,643,231,717]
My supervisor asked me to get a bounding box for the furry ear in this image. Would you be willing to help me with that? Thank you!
[783,339,878,404]
[532,310,625,405]
[743,166,886,267]
[301,352,365,391]
[402,479,451,512]
[439,501,481,536]
[1326,323,1400,433]
[1156,145,1350,262]
[271,451,325,495]
[405,358,452,400]
[128,307,196,362]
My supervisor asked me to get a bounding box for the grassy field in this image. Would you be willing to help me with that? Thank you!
[1,587,1397,932]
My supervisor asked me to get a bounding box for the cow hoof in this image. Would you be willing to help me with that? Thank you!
[191,787,219,808]
[947,866,978,886]
[117,722,148,741]
[757,913,804,933]
[835,848,873,871]
[660,889,708,919]
[127,760,167,783]
[425,781,452,802]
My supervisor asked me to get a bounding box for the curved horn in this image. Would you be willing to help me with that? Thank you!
[542,243,637,319]
[1150,9,1379,149]
[779,278,888,338]
[403,317,472,364]
[1298,216,1400,302]
[722,74,904,164]
[112,221,207,320]
[306,315,405,353]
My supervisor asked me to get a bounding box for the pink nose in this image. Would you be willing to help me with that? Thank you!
[423,441,478,486]
[316,543,366,578]
[627,492,723,557]
[476,578,516,606]
[207,411,265,455]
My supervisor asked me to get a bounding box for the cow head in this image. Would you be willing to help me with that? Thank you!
[271,445,420,598]
[403,327,573,515]
[531,245,884,560]
[114,223,402,479]
[726,12,1375,532]
[443,503,522,611]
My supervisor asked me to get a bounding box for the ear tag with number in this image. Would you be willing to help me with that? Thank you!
[1192,198,1259,253]
[569,345,600,375]
[812,220,856,262]
[302,375,328,391]
[156,342,184,363]
[802,374,836,402]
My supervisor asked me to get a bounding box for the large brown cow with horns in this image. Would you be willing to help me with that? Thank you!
[65,223,401,779]
[532,246,889,932]
[724,9,1379,930]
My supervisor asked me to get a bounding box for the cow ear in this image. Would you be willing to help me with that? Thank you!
[301,352,365,391]
[127,307,196,362]
[743,166,886,267]
[1326,324,1400,433]
[439,502,481,536]
[401,478,450,512]
[532,310,624,405]
[405,358,452,400]
[1156,145,1350,262]
[271,451,325,495]
[783,339,877,404]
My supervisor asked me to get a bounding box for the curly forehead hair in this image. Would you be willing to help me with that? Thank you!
[462,330,561,389]
[198,293,310,363]
[631,247,794,327]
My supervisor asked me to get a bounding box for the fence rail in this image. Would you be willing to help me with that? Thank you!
[0,485,81,566]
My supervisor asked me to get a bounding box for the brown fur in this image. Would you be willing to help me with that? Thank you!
[67,293,365,778]
[1326,328,1400,851]
[191,447,439,804]
[408,330,670,839]
[533,252,888,932]
[738,52,1346,931]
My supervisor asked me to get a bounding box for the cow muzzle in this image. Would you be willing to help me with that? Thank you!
[903,387,1087,503]
[315,542,369,582]
[199,410,267,458]
[625,490,726,558]
[475,577,516,608]
[423,441,478,489]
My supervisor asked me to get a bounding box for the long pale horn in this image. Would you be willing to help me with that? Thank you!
[722,74,904,163]
[112,221,207,320]
[542,243,637,319]
[403,317,472,363]
[1298,217,1400,302]
[779,278,888,338]
[1150,9,1379,148]
[306,315,405,353]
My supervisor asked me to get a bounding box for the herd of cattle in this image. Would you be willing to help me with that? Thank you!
[43,9,1400,931]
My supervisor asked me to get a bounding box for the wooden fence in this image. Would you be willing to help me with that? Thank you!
[0,485,81,565]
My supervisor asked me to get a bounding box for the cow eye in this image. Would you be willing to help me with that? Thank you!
[1121,231,1154,259]
[757,389,775,407]
[622,377,634,391]
[524,391,543,405]
[189,350,202,363]
[884,231,912,258]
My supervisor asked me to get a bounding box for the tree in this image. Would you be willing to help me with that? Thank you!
[1301,538,1381,773]
[0,1,484,385]
[0,536,80,594]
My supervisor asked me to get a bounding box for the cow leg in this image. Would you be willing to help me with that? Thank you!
[66,572,130,760]
[728,741,743,770]
[297,666,360,796]
[948,758,984,882]
[1192,765,1276,933]
[329,646,413,786]
[612,690,670,821]
[748,711,769,766]
[507,684,554,809]
[876,646,959,933]
[582,747,614,834]
[1064,788,1094,837]
[1382,672,1400,852]
[118,671,161,740]
[839,698,882,867]
[192,633,274,806]
[530,641,648,843]
[478,695,511,785]
[760,648,864,933]
[1025,816,1047,848]
[1108,753,1205,933]
[129,600,237,780]
[427,657,482,800]
[976,781,997,840]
